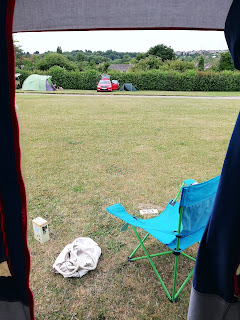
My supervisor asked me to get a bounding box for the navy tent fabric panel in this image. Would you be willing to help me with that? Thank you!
[193,113,240,301]
[188,3,240,319]
[225,0,240,71]
[0,0,34,319]
[188,114,240,319]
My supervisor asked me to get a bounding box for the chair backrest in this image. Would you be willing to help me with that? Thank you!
[179,175,220,238]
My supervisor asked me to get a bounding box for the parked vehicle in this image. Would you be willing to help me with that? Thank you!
[97,79,112,92]
[111,80,119,90]
[101,74,110,80]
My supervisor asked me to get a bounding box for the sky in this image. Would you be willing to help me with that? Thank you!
[14,30,228,54]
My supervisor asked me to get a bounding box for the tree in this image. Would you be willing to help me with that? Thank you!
[163,59,196,72]
[37,53,76,71]
[130,55,164,72]
[218,51,234,71]
[135,52,146,61]
[56,46,63,54]
[98,61,111,73]
[76,52,85,62]
[103,61,110,72]
[14,41,24,68]
[146,44,176,61]
[198,55,205,71]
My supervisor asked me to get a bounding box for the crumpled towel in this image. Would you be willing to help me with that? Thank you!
[52,237,101,278]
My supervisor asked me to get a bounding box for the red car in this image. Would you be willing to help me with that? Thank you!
[111,80,119,90]
[97,79,112,92]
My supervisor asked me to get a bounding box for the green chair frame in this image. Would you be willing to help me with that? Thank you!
[124,183,196,302]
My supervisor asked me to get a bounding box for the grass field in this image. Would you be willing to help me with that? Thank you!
[16,93,239,320]
[16,89,240,97]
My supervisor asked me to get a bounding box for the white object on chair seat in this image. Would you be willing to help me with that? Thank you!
[53,237,101,278]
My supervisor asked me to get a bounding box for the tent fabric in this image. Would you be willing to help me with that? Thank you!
[187,113,240,319]
[225,0,240,71]
[0,0,34,319]
[187,3,240,318]
[22,74,54,91]
[188,114,240,320]
[1,0,239,319]
[119,83,137,91]
[12,0,233,33]
[188,288,240,320]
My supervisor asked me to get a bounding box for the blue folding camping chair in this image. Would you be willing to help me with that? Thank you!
[106,175,220,302]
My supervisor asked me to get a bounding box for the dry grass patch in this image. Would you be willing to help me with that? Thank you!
[16,94,239,319]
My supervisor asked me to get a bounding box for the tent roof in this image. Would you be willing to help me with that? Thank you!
[22,74,52,91]
[23,74,52,82]
[24,74,51,79]
[13,0,233,33]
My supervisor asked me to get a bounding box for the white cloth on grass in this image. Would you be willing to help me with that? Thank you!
[53,237,101,278]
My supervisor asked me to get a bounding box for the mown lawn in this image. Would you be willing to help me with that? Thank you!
[16,94,239,320]
[16,89,240,97]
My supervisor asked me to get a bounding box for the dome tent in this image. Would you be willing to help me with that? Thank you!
[22,74,54,91]
[1,0,240,320]
[119,83,137,91]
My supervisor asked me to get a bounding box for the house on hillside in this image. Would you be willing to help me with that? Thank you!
[109,64,132,72]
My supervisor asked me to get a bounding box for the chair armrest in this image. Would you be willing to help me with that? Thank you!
[184,179,198,186]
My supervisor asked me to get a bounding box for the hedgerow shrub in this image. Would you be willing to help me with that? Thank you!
[16,69,47,86]
[18,67,240,91]
[48,67,99,89]
[195,71,240,91]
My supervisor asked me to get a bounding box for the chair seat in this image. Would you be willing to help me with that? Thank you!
[107,201,181,246]
[107,202,207,252]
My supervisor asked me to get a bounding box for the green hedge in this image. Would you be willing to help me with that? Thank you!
[17,67,240,91]
[48,66,100,89]
[16,69,47,86]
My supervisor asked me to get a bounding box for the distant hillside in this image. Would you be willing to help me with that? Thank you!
[176,49,228,67]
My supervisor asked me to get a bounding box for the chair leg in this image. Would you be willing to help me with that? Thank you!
[129,226,196,301]
[172,254,180,302]
[131,226,172,300]
[128,232,150,260]
[174,267,195,300]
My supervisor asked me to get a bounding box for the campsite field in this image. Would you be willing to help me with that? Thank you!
[16,88,240,97]
[16,93,239,320]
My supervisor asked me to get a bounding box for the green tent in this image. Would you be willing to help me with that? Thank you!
[119,83,137,91]
[22,74,54,91]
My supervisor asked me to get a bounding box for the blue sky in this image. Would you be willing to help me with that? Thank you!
[14,30,228,54]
